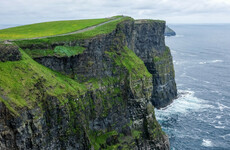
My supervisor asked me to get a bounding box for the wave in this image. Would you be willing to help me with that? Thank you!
[221,134,230,140]
[155,90,211,121]
[180,73,198,81]
[173,60,188,65]
[203,81,210,84]
[199,59,223,65]
[211,60,223,63]
[216,115,222,119]
[214,125,225,129]
[217,102,230,112]
[202,139,213,147]
[199,61,207,64]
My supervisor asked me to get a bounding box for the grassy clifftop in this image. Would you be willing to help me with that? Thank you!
[0,18,111,40]
[15,17,132,48]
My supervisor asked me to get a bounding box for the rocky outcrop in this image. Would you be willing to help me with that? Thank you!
[0,17,176,149]
[164,26,176,36]
[126,20,177,108]
[33,20,177,108]
[0,44,21,62]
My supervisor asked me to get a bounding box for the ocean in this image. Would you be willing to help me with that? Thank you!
[155,24,230,150]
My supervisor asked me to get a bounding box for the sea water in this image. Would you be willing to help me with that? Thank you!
[155,24,230,150]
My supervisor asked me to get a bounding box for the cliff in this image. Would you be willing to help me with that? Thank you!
[164,26,176,36]
[0,17,176,149]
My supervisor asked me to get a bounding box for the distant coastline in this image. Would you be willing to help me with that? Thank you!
[0,24,22,30]
[165,25,176,36]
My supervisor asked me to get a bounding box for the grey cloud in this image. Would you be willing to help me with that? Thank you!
[1,0,230,25]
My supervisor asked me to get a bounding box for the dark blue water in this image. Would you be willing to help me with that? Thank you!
[155,24,230,150]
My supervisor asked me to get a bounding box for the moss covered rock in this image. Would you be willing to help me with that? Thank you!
[0,44,21,62]
[0,17,175,149]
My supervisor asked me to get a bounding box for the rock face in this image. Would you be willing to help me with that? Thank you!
[0,44,21,62]
[33,20,177,108]
[0,18,176,149]
[164,26,176,36]
[128,20,177,108]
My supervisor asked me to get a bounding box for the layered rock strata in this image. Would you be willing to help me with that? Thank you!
[0,18,176,149]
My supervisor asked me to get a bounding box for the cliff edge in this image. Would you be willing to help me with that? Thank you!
[0,16,176,149]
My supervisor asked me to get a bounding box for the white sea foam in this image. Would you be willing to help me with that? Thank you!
[202,139,213,147]
[155,90,211,121]
[203,81,210,84]
[216,115,222,119]
[199,60,223,65]
[199,61,207,64]
[171,50,177,54]
[173,60,187,65]
[211,60,223,63]
[214,125,225,129]
[180,73,198,81]
[211,90,222,95]
[221,134,230,140]
[217,102,230,112]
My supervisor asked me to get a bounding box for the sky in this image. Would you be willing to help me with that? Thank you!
[1,0,230,26]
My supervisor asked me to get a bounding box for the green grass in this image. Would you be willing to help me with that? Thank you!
[153,46,170,63]
[15,17,132,48]
[89,130,118,150]
[54,46,85,57]
[24,46,86,58]
[106,46,152,79]
[131,130,142,139]
[0,18,112,40]
[0,49,87,115]
[146,19,166,23]
[24,49,55,58]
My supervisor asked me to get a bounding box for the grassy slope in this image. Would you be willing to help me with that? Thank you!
[106,46,152,79]
[0,46,150,116]
[0,18,111,40]
[16,17,132,58]
[15,17,132,47]
[0,50,87,114]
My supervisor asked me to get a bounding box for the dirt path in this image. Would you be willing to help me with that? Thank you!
[10,16,124,42]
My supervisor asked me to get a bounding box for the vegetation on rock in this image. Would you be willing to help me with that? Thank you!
[0,16,173,150]
[24,45,85,58]
[0,50,86,115]
[106,46,152,79]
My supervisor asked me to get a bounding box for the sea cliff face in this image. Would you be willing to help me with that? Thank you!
[128,20,177,108]
[0,18,176,149]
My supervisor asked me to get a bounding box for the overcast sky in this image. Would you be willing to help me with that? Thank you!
[1,0,230,26]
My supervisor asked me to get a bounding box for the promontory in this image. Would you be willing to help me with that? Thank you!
[0,16,177,149]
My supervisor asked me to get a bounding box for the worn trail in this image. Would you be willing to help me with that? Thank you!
[9,17,124,42]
